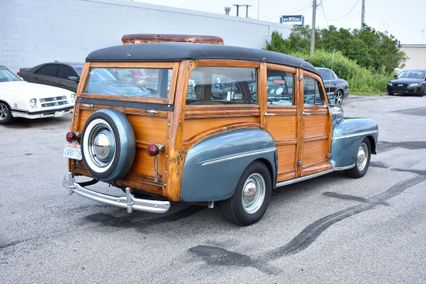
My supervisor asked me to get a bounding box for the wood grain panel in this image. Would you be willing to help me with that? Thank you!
[276,143,297,181]
[303,114,329,138]
[301,140,328,166]
[182,116,259,142]
[264,115,297,140]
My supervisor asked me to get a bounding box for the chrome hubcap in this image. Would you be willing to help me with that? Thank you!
[357,143,368,171]
[0,104,8,120]
[335,91,343,105]
[88,124,115,168]
[241,173,266,214]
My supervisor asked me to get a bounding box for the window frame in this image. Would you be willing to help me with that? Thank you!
[265,63,297,110]
[79,62,179,105]
[302,71,329,108]
[185,60,260,109]
[266,67,296,107]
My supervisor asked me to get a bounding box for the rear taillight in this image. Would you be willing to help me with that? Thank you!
[147,144,164,156]
[66,131,77,143]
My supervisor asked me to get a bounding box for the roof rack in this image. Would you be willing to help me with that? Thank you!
[122,34,224,45]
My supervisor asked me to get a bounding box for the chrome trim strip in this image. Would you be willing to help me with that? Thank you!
[276,168,334,188]
[332,130,378,140]
[201,147,277,166]
[63,173,170,214]
[333,164,355,171]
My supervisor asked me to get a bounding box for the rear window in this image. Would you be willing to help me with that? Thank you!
[84,68,172,99]
[186,67,257,105]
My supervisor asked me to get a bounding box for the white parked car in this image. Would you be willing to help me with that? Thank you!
[0,66,75,124]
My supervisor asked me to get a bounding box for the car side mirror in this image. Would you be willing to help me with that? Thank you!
[68,76,79,82]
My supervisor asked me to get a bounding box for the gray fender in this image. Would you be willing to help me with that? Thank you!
[181,128,277,202]
[331,118,378,168]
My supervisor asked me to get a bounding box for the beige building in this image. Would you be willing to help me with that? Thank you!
[400,44,426,69]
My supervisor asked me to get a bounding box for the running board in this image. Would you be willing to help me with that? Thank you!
[275,163,355,188]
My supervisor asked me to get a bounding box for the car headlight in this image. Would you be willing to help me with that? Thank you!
[70,93,76,103]
[387,82,392,86]
[408,83,420,88]
[30,98,37,108]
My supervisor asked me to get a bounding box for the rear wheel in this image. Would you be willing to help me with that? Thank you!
[0,102,13,124]
[345,138,371,178]
[221,162,272,226]
[387,92,394,96]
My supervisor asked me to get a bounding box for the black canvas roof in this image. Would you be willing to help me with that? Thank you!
[86,43,317,74]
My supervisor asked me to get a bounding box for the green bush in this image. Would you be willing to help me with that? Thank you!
[266,32,394,94]
[299,50,393,94]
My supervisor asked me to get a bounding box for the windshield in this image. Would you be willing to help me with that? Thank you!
[0,67,22,82]
[84,68,172,99]
[398,70,425,80]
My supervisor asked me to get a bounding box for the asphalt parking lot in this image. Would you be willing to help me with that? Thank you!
[1,95,425,283]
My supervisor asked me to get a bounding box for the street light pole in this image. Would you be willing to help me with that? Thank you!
[310,0,317,56]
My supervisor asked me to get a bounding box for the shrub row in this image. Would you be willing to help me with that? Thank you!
[295,49,392,94]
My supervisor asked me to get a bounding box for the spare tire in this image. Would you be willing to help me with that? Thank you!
[81,109,135,182]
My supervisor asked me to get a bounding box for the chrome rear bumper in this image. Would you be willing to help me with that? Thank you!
[63,173,170,213]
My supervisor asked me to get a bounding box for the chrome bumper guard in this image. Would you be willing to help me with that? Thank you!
[63,173,170,214]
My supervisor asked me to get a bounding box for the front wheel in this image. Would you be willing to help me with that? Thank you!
[334,90,344,106]
[0,102,13,124]
[221,162,272,226]
[345,138,371,178]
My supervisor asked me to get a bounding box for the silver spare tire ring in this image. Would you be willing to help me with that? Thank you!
[81,109,135,182]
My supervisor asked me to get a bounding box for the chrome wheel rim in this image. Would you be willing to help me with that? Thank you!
[335,91,343,106]
[241,173,266,214]
[83,118,116,173]
[356,143,368,171]
[0,103,8,120]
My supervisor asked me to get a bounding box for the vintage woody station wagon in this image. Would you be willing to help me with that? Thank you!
[63,37,378,225]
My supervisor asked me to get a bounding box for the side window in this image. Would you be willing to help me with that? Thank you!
[35,64,59,77]
[267,70,294,105]
[186,67,257,105]
[304,77,324,106]
[59,65,78,79]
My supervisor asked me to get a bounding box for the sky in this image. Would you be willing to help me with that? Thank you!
[135,0,426,44]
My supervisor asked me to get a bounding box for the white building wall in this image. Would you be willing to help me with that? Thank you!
[400,44,426,69]
[1,0,292,72]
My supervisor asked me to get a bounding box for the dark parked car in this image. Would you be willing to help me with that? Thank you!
[18,62,83,92]
[387,69,426,96]
[317,67,349,106]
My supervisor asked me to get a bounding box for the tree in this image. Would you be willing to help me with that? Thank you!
[266,25,405,73]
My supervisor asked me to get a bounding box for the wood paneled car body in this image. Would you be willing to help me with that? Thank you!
[63,42,378,225]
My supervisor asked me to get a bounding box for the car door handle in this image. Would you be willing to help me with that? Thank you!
[302,112,311,116]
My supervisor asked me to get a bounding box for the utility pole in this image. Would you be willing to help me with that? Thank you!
[242,4,251,18]
[310,0,317,56]
[361,0,365,29]
[257,0,259,20]
[233,4,242,17]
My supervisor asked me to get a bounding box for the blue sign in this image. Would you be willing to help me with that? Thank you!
[280,15,304,26]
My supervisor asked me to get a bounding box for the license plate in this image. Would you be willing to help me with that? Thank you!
[63,144,82,160]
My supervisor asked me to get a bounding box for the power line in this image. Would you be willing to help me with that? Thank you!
[319,0,361,22]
